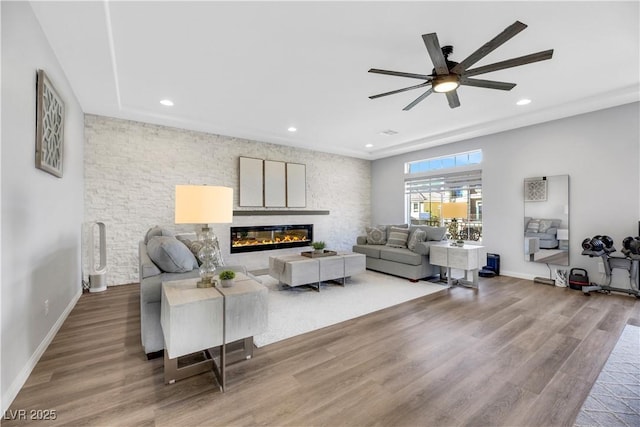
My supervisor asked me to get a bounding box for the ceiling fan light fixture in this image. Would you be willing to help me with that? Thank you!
[432,75,459,93]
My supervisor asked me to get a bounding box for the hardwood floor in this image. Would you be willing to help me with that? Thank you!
[4,276,639,426]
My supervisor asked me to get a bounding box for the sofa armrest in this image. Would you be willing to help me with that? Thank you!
[412,241,432,256]
[139,240,161,281]
[356,235,367,245]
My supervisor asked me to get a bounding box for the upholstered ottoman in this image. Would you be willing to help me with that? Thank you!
[269,255,320,288]
[342,252,366,279]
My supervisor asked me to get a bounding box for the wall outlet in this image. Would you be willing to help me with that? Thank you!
[44,299,49,316]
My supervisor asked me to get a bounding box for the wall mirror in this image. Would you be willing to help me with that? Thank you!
[524,175,569,265]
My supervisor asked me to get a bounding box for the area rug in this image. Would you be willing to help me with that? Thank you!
[253,270,447,347]
[574,324,640,427]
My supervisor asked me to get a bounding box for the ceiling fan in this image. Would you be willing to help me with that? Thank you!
[368,21,554,110]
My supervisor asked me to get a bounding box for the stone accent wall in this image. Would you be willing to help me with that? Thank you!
[84,115,371,285]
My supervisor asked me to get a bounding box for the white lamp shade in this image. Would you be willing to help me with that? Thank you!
[175,185,233,224]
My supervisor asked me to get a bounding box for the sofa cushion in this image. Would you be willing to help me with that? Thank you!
[147,236,197,273]
[526,219,541,233]
[412,241,433,256]
[144,226,173,244]
[538,219,554,233]
[386,226,410,248]
[407,228,427,250]
[424,226,446,241]
[366,226,387,245]
[353,244,381,259]
[379,247,423,266]
[140,269,201,304]
[410,225,447,241]
[175,236,205,265]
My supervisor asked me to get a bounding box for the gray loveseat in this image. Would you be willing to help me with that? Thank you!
[139,228,201,357]
[352,224,446,281]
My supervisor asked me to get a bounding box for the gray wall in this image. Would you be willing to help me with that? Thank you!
[84,115,371,285]
[372,102,640,282]
[1,2,85,412]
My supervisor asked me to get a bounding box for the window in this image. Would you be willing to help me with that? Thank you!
[406,150,482,174]
[405,151,482,241]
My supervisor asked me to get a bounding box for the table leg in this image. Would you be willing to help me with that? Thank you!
[447,267,454,287]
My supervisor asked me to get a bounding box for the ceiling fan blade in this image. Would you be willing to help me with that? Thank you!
[446,90,461,108]
[459,77,516,91]
[403,88,434,111]
[369,82,432,99]
[368,68,432,80]
[451,21,527,74]
[463,49,554,77]
[422,33,449,75]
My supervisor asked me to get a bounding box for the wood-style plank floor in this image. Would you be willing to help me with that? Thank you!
[4,275,639,426]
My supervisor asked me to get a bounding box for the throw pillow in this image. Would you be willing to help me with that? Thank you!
[147,236,197,273]
[538,219,554,233]
[526,219,541,233]
[175,236,205,265]
[366,226,387,245]
[424,226,447,241]
[386,226,410,248]
[407,228,427,250]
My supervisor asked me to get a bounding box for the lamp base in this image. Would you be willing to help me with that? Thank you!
[196,278,214,288]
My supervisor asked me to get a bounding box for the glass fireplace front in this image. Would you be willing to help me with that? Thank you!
[230,224,313,253]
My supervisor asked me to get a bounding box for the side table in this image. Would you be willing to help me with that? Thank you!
[161,274,268,391]
[161,279,224,387]
[430,243,487,289]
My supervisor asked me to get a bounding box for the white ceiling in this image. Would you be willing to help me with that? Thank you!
[31,1,639,160]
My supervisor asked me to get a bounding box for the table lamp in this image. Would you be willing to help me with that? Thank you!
[175,185,233,288]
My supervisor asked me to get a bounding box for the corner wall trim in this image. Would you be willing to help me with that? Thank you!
[233,210,329,216]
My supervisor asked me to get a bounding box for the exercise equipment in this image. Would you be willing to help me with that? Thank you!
[568,268,589,290]
[580,235,640,298]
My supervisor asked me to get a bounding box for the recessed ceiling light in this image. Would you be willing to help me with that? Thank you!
[287,127,297,132]
[516,98,531,106]
[365,144,373,148]
[160,99,174,106]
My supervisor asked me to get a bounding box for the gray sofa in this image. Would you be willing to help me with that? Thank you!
[524,217,561,249]
[352,224,446,281]
[139,226,258,358]
[139,238,200,357]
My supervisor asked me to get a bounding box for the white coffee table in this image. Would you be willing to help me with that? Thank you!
[430,243,486,289]
[269,252,366,291]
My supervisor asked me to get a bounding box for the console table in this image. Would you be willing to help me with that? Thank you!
[160,273,267,391]
[430,243,487,289]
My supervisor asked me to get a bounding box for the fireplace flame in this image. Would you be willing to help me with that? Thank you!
[232,234,309,247]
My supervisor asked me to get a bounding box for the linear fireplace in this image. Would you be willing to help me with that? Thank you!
[230,224,313,253]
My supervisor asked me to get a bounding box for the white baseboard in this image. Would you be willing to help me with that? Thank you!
[1,289,82,414]
[500,270,537,281]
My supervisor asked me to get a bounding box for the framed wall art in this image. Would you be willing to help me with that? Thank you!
[35,69,65,178]
[524,177,547,202]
